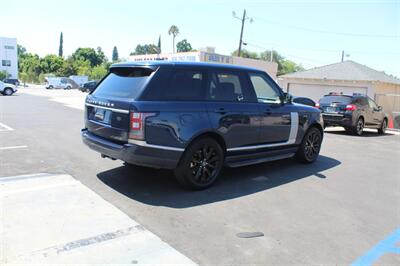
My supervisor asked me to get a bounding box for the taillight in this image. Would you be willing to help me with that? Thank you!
[315,102,320,108]
[345,104,357,111]
[129,112,156,140]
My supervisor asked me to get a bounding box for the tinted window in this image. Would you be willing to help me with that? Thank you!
[92,67,153,99]
[208,71,249,102]
[319,96,353,104]
[293,97,315,107]
[355,97,368,106]
[163,70,205,100]
[249,73,281,104]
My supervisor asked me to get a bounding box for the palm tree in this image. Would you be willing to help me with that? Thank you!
[168,25,180,53]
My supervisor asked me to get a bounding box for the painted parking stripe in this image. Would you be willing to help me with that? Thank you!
[0,173,197,265]
[0,122,14,131]
[352,228,400,266]
[0,145,28,150]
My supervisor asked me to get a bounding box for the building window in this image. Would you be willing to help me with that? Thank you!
[2,60,11,67]
[4,45,15,50]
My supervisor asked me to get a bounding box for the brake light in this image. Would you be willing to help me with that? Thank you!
[315,102,320,108]
[345,104,357,111]
[129,112,156,140]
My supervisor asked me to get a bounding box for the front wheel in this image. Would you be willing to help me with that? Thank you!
[175,137,224,190]
[378,119,387,134]
[295,127,322,163]
[3,88,13,96]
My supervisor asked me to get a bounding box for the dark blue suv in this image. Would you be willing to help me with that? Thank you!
[82,62,324,189]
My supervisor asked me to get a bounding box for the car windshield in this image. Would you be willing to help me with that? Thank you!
[92,67,154,99]
[319,96,353,104]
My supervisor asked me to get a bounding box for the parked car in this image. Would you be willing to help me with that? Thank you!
[317,92,388,135]
[0,80,17,96]
[3,78,20,86]
[80,80,98,92]
[82,62,324,189]
[293,96,316,107]
[45,77,75,90]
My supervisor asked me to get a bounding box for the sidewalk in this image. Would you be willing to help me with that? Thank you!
[0,173,196,265]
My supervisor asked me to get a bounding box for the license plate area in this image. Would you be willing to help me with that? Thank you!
[326,107,337,113]
[92,108,112,124]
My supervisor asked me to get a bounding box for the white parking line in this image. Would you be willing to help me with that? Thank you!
[0,145,28,150]
[0,122,14,131]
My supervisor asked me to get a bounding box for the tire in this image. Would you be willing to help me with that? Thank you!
[378,119,387,135]
[349,117,364,136]
[295,127,322,163]
[174,137,224,190]
[47,85,53,90]
[65,86,71,90]
[3,88,13,96]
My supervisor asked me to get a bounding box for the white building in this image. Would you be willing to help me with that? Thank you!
[0,37,18,79]
[129,47,278,79]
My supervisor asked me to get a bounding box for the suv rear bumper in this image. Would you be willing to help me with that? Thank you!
[81,129,182,169]
[322,113,354,127]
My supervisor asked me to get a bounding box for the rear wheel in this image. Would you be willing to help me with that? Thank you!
[175,137,224,190]
[378,119,387,134]
[350,118,364,136]
[295,127,322,163]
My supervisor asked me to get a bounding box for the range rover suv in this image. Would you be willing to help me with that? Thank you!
[317,93,388,136]
[82,62,324,189]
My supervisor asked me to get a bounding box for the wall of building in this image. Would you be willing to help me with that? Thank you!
[278,78,375,100]
[374,82,400,128]
[0,37,18,79]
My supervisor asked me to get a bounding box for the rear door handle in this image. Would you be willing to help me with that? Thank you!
[214,108,227,114]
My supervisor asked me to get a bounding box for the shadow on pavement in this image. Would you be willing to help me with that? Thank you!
[97,155,340,208]
[325,129,395,138]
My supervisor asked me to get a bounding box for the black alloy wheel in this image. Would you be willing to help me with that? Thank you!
[175,138,224,190]
[296,127,322,163]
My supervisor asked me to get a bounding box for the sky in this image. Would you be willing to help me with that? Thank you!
[1,0,399,75]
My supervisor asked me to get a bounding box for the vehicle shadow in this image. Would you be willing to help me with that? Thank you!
[97,155,341,208]
[325,129,395,137]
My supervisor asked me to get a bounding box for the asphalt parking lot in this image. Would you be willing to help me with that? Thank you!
[1,87,399,265]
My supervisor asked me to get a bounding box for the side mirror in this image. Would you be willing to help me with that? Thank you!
[377,106,383,111]
[282,92,293,104]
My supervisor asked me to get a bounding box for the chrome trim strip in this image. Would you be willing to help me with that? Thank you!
[227,112,299,152]
[128,139,185,152]
[85,103,130,114]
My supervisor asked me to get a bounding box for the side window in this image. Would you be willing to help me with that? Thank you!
[249,73,281,104]
[208,71,249,102]
[368,98,378,109]
[161,69,205,101]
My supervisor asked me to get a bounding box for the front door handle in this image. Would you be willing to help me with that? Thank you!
[264,109,271,115]
[214,108,227,114]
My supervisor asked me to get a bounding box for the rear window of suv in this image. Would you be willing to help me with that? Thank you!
[319,96,353,104]
[92,67,153,99]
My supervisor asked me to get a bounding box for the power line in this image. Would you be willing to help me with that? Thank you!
[253,16,400,39]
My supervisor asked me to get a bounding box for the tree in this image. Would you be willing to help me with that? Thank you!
[112,46,119,62]
[0,71,10,81]
[72,48,105,67]
[157,35,161,54]
[59,32,63,57]
[231,49,258,59]
[168,25,179,53]
[90,65,108,80]
[40,54,64,74]
[130,44,159,55]
[280,60,304,75]
[176,39,192,52]
[19,72,28,86]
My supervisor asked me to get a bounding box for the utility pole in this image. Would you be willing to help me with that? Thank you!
[232,10,253,57]
[341,50,344,62]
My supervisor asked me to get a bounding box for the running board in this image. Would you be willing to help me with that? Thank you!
[225,153,295,168]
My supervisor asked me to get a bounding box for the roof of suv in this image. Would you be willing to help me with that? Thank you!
[111,61,263,72]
